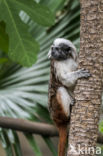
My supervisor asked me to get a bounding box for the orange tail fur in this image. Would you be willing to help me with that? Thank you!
[58,125,67,156]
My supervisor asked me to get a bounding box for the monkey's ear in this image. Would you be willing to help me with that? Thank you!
[71,49,78,61]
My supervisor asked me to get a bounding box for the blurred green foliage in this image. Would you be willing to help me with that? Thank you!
[0,21,9,53]
[0,0,81,155]
[99,121,103,134]
[0,0,55,66]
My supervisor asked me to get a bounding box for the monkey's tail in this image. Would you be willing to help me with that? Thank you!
[58,125,67,156]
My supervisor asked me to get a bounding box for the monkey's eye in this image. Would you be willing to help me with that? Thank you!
[51,46,59,51]
[55,47,59,51]
[60,45,71,52]
[66,46,71,51]
[51,46,54,50]
[51,46,55,51]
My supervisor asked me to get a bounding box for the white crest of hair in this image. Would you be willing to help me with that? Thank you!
[54,38,77,61]
[54,38,76,52]
[48,38,77,60]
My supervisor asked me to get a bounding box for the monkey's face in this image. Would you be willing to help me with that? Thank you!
[50,44,71,60]
[48,38,77,61]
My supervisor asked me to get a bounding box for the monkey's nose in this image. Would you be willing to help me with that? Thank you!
[52,51,55,55]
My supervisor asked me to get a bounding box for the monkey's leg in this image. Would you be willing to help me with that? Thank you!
[56,87,73,117]
[56,87,72,156]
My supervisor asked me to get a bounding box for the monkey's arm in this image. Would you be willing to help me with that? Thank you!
[60,69,91,87]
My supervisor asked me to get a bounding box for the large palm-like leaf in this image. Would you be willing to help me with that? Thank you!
[0,0,80,155]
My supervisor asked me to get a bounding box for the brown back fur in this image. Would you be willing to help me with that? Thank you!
[48,60,69,156]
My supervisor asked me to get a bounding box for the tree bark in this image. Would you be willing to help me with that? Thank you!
[67,0,103,156]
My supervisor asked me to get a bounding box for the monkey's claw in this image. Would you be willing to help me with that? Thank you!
[71,99,75,105]
[80,68,91,78]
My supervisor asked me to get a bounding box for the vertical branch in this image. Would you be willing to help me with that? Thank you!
[67,0,103,155]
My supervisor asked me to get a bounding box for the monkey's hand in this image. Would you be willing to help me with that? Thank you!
[77,68,91,78]
[60,69,91,87]
[70,98,75,105]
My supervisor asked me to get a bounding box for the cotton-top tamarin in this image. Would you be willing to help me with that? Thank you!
[48,38,91,156]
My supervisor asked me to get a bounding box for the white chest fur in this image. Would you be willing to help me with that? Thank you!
[54,58,78,80]
[54,58,78,117]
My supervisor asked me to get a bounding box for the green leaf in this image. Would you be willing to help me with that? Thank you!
[34,105,52,123]
[0,0,55,66]
[0,21,9,53]
[0,130,13,156]
[0,130,7,148]
[99,121,103,133]
[0,0,40,66]
[25,134,42,156]
[0,58,8,64]
[43,137,57,156]
[6,129,15,144]
[16,0,55,26]
[40,0,66,12]
[12,132,22,156]
[0,0,2,4]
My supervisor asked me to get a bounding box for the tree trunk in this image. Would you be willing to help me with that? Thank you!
[67,0,103,156]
